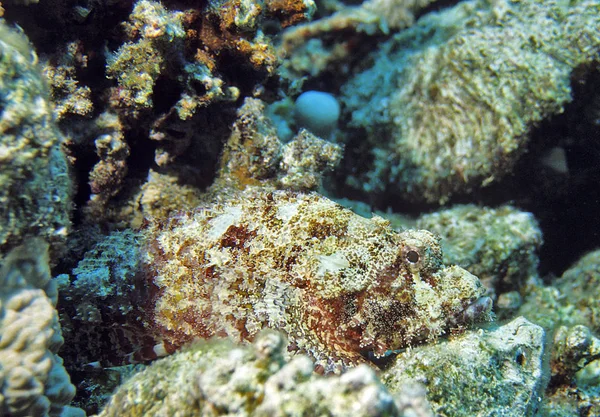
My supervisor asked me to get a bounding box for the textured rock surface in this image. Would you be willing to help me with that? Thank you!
[381,317,546,417]
[0,22,72,256]
[416,205,542,300]
[519,249,600,333]
[341,0,600,203]
[96,331,430,417]
[537,325,600,416]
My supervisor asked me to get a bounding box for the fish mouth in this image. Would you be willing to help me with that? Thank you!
[455,295,493,325]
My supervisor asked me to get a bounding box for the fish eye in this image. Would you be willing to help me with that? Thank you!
[406,249,420,264]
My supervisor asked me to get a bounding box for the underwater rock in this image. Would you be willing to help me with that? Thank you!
[537,325,600,416]
[278,0,435,83]
[381,317,546,417]
[0,240,82,417]
[139,187,490,373]
[105,0,192,111]
[504,252,600,417]
[518,249,600,334]
[96,331,430,417]
[87,113,130,202]
[416,205,542,302]
[217,97,342,192]
[0,22,72,257]
[341,0,600,203]
[514,249,600,416]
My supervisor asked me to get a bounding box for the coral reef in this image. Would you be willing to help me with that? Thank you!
[381,317,546,417]
[217,97,342,191]
[96,331,430,417]
[0,240,82,416]
[537,325,600,416]
[341,0,600,203]
[42,41,93,121]
[277,0,435,84]
[515,250,600,415]
[140,187,491,372]
[105,0,315,117]
[0,22,72,257]
[4,0,600,413]
[518,249,600,334]
[16,0,318,232]
[416,205,542,301]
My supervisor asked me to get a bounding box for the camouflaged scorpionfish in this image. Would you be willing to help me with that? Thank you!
[141,187,492,373]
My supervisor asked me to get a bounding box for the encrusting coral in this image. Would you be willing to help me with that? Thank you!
[0,21,72,257]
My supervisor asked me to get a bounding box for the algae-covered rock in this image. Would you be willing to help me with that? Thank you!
[105,0,187,110]
[96,331,425,417]
[381,317,546,417]
[416,205,542,300]
[537,325,600,417]
[518,249,600,334]
[217,98,342,192]
[341,0,600,203]
[0,22,72,257]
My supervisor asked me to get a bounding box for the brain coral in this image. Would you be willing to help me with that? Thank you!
[0,240,80,417]
[341,0,600,203]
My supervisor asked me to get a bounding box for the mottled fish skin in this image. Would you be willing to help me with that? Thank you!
[141,188,490,373]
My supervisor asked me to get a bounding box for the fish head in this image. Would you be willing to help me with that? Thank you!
[355,229,492,357]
